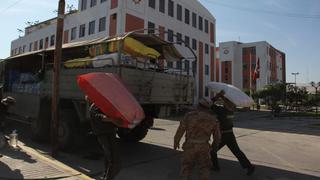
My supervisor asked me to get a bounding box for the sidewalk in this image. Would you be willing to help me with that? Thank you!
[0,141,93,180]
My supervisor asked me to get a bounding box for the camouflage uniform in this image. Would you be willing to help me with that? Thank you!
[174,109,221,180]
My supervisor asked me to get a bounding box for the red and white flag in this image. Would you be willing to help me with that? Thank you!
[253,58,260,81]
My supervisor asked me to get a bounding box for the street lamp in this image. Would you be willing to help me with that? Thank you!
[310,81,320,115]
[291,72,300,86]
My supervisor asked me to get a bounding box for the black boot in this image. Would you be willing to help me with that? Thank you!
[246,165,255,176]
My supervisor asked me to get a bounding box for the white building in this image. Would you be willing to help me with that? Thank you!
[10,0,217,100]
[218,41,286,91]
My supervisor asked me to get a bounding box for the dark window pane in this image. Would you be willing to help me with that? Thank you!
[177,4,182,21]
[79,24,86,38]
[176,32,182,44]
[185,60,190,72]
[99,17,106,32]
[185,8,190,24]
[89,20,95,35]
[90,0,97,7]
[81,0,87,11]
[148,21,155,34]
[205,19,209,33]
[167,61,173,68]
[39,39,43,49]
[50,35,55,46]
[199,16,203,31]
[205,87,209,97]
[149,0,155,9]
[159,0,165,13]
[168,29,174,42]
[176,61,182,69]
[192,12,197,28]
[205,44,209,54]
[205,65,209,75]
[184,36,190,47]
[71,27,77,40]
[192,39,197,50]
[168,0,174,17]
[101,0,106,2]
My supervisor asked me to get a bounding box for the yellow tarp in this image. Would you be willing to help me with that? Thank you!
[108,37,161,59]
[64,57,92,68]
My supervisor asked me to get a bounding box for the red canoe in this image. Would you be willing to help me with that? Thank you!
[77,73,145,129]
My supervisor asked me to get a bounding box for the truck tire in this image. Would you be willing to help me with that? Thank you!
[117,125,148,142]
[58,110,77,150]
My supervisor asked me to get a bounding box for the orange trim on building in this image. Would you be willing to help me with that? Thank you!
[199,41,204,98]
[109,13,117,36]
[221,61,232,84]
[215,59,220,82]
[210,22,215,43]
[111,0,118,9]
[210,46,215,81]
[125,13,144,32]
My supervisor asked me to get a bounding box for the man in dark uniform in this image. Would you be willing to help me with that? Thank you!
[0,96,16,149]
[210,90,255,176]
[88,101,120,180]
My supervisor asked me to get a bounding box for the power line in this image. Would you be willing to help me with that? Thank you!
[0,0,24,14]
[203,0,320,19]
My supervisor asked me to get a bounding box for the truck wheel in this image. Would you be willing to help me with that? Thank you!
[58,110,77,150]
[117,125,149,142]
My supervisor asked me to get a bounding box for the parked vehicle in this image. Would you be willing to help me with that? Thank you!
[0,30,196,149]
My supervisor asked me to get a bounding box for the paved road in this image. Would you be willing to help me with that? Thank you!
[3,112,320,180]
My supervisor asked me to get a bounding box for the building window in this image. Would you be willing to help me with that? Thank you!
[205,19,209,33]
[81,0,87,11]
[149,0,155,9]
[199,16,203,31]
[176,61,182,69]
[192,61,196,74]
[79,24,86,38]
[185,8,190,24]
[159,0,165,13]
[205,87,209,97]
[101,0,106,3]
[192,39,197,50]
[22,45,26,53]
[205,44,209,54]
[39,39,43,49]
[225,67,228,73]
[167,61,173,68]
[168,0,174,17]
[184,60,190,72]
[184,36,190,47]
[177,4,182,21]
[89,20,95,35]
[71,27,77,40]
[50,35,55,46]
[243,64,248,70]
[29,43,32,51]
[192,12,197,28]
[90,0,97,7]
[167,29,173,42]
[205,64,209,75]
[148,21,155,34]
[176,32,182,44]
[99,17,106,32]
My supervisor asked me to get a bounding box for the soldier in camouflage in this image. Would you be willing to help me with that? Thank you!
[174,98,221,180]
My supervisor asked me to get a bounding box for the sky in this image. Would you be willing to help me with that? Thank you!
[0,0,319,84]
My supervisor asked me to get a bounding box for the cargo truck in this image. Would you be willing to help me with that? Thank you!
[0,31,196,149]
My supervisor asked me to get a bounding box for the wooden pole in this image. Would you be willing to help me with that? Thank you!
[51,0,65,157]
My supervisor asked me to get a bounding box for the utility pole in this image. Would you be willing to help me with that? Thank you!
[51,0,65,157]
